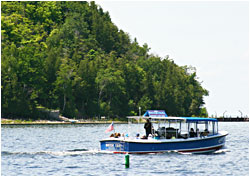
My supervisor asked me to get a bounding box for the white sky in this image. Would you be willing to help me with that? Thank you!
[96,0,249,117]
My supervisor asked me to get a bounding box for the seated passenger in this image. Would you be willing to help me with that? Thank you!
[201,129,209,137]
[136,133,140,139]
[114,133,121,138]
[189,128,196,138]
[110,133,114,137]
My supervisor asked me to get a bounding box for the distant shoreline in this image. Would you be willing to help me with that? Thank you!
[1,118,248,125]
[1,122,128,125]
[1,118,129,125]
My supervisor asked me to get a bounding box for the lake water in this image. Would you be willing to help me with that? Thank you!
[1,122,249,176]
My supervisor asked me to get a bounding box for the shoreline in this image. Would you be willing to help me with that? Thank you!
[1,118,128,125]
[1,122,128,125]
[1,118,248,125]
[1,120,248,125]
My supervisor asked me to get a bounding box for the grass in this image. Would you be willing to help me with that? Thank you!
[1,119,33,124]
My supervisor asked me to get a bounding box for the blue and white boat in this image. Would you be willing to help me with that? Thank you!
[100,110,228,154]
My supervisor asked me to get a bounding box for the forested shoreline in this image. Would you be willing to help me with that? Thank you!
[1,1,209,120]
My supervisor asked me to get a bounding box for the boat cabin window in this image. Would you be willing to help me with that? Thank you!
[187,121,218,137]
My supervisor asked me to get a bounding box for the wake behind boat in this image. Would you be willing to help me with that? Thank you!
[100,110,228,154]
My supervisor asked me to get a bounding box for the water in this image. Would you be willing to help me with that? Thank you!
[1,122,249,176]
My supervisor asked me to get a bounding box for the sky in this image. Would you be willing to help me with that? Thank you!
[95,0,249,117]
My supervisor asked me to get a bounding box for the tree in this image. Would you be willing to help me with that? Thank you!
[1,1,209,119]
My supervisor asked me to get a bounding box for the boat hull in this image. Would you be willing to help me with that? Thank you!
[100,131,228,154]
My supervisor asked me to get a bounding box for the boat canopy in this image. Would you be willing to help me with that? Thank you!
[126,116,217,122]
[183,117,218,122]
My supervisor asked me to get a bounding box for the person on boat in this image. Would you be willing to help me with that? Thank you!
[144,118,152,138]
[136,133,140,139]
[114,133,121,138]
[189,128,196,137]
[201,129,209,137]
[110,133,114,137]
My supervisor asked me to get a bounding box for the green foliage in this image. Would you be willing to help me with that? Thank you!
[1,1,209,119]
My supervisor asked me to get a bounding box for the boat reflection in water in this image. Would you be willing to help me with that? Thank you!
[100,110,228,154]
